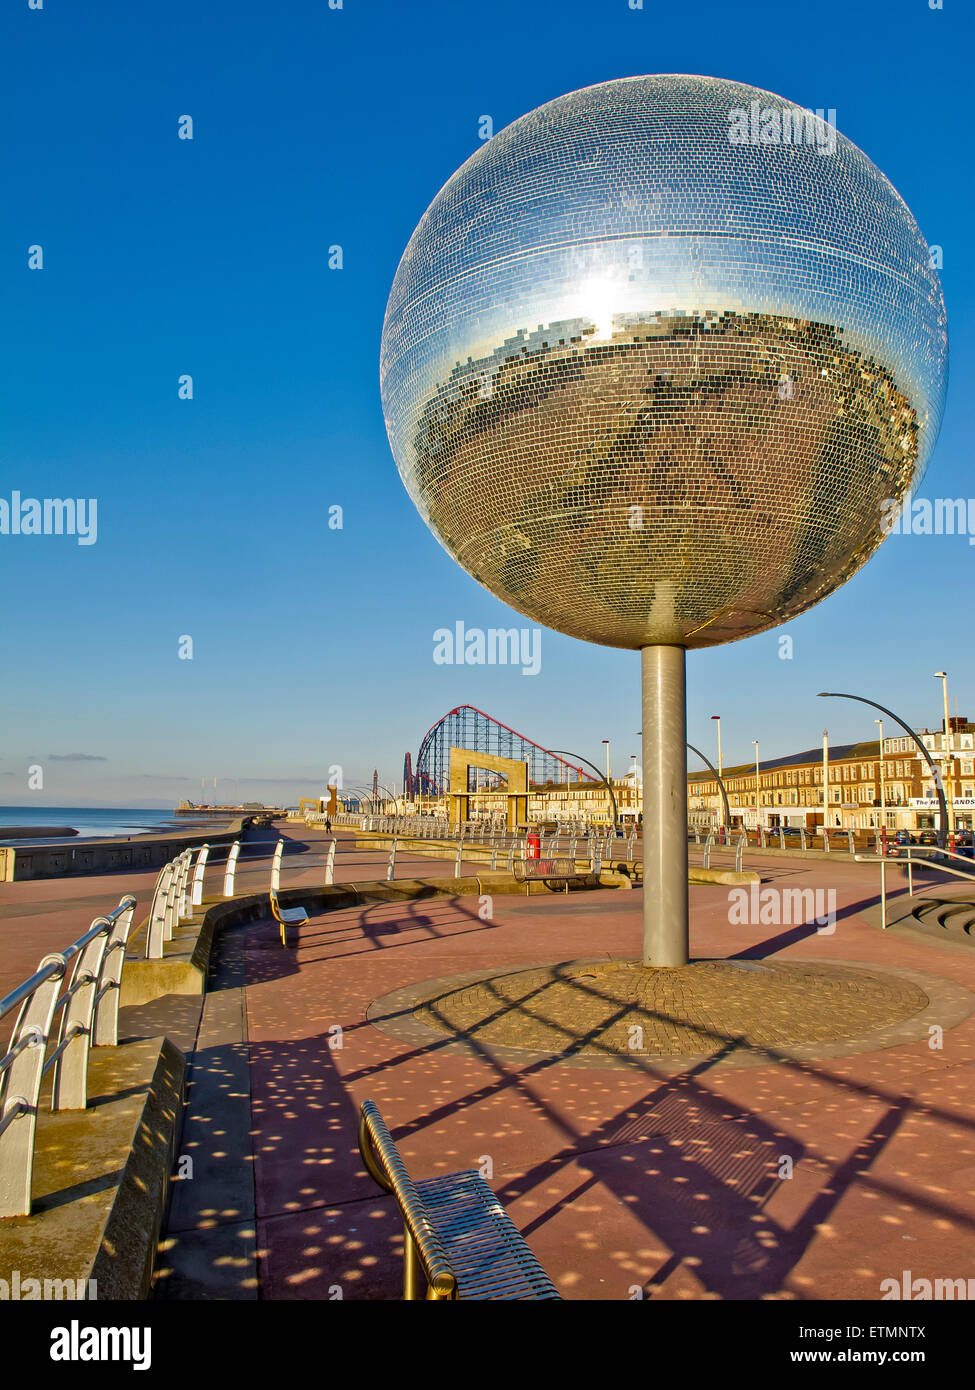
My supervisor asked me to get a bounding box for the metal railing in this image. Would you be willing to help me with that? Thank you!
[0,895,137,1218]
[855,843,975,927]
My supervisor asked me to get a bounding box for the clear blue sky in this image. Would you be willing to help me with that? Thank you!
[1,0,971,807]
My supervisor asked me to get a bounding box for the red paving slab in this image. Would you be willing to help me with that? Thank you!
[0,823,478,1008]
[4,829,975,1300]
[237,850,975,1300]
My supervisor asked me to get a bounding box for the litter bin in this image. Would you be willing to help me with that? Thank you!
[527,831,541,859]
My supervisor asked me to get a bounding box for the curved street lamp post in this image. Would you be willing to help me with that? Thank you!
[817,692,948,848]
[548,749,620,831]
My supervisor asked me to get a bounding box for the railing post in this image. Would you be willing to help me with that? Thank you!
[164,856,183,940]
[326,839,336,886]
[387,838,397,882]
[0,954,67,1217]
[178,849,193,921]
[191,844,210,908]
[846,830,855,854]
[145,862,171,960]
[51,925,110,1111]
[93,896,137,1047]
[223,841,241,897]
[455,840,463,879]
[800,828,807,852]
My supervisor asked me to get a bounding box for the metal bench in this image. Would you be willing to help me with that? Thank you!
[358,1099,561,1301]
[269,840,309,947]
[512,856,586,895]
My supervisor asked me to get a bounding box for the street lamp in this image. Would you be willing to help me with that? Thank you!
[687,742,731,835]
[549,749,620,831]
[875,717,886,845]
[711,714,722,778]
[601,739,611,783]
[753,739,761,837]
[817,692,948,849]
[934,671,955,841]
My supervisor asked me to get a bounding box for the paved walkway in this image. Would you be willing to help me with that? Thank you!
[4,828,975,1300]
[149,838,975,1301]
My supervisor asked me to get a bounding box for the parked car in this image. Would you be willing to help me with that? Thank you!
[917,829,940,846]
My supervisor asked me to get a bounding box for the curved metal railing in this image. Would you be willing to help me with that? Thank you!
[0,894,137,1218]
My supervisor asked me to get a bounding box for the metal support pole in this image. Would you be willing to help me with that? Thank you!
[326,839,336,886]
[641,644,689,967]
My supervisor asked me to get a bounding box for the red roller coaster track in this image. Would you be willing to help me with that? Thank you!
[409,705,599,798]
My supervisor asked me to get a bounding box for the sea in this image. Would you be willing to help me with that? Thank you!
[0,806,212,845]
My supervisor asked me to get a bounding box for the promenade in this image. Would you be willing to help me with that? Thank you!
[3,824,974,1301]
[135,827,975,1301]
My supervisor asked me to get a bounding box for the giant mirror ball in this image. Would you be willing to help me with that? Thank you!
[380,75,948,649]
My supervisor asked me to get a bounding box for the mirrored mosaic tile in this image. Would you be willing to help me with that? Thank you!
[381,75,948,649]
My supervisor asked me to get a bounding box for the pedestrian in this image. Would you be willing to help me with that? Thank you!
[325,816,332,834]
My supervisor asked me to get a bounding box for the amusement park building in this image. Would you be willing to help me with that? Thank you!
[361,707,975,833]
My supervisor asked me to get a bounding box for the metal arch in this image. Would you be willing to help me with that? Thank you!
[818,691,949,847]
[687,742,731,830]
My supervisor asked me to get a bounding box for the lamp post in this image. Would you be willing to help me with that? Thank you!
[687,743,732,834]
[875,718,886,848]
[817,692,949,849]
[549,749,620,831]
[711,714,722,778]
[753,739,761,839]
[934,671,955,842]
[711,714,723,836]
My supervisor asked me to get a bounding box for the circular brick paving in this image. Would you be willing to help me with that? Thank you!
[412,959,928,1058]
